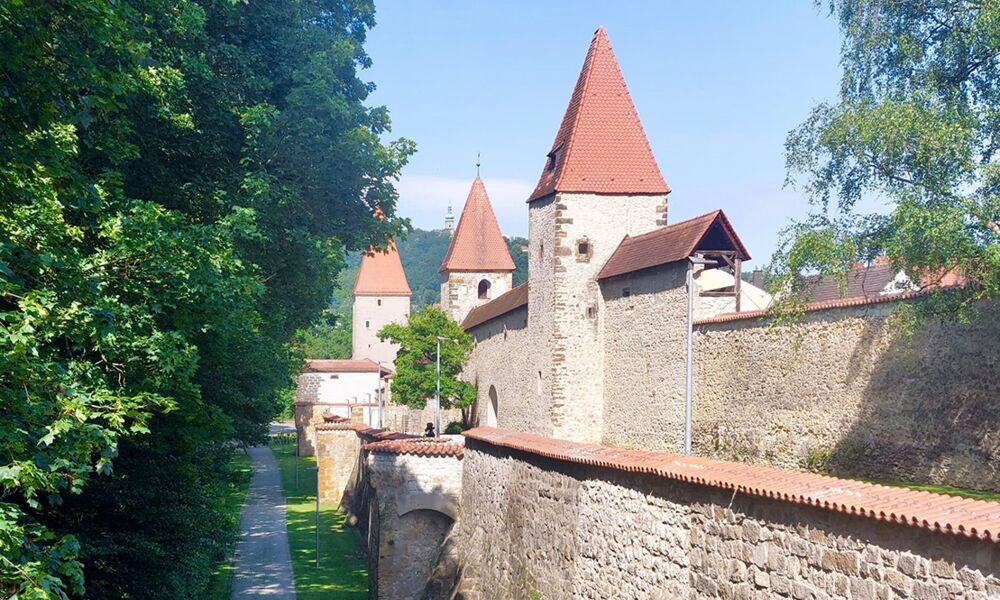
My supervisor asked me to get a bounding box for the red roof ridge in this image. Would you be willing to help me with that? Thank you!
[303,358,382,373]
[440,178,515,273]
[528,27,669,202]
[463,427,1000,543]
[462,282,529,330]
[363,437,464,458]
[354,240,411,296]
[695,285,962,326]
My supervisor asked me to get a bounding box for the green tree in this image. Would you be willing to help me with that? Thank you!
[507,236,529,286]
[293,312,353,360]
[377,307,474,410]
[778,0,1000,321]
[1,0,411,597]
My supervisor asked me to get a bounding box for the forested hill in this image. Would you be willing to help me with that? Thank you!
[334,228,528,312]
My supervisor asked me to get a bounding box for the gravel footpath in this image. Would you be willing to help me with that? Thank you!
[231,446,297,599]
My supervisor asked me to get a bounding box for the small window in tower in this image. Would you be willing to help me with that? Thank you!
[537,371,542,394]
[622,287,632,298]
[478,279,491,300]
[365,320,370,329]
[586,305,596,319]
[377,298,382,306]
[546,143,563,173]
[539,243,544,261]
[576,238,592,263]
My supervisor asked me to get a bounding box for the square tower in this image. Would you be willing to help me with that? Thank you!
[353,240,411,366]
[439,178,516,325]
[527,27,670,443]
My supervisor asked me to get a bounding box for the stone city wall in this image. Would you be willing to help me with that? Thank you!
[463,306,546,434]
[694,297,1000,491]
[367,441,464,600]
[458,427,1000,600]
[314,419,465,600]
[601,261,689,452]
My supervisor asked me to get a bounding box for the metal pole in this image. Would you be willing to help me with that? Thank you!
[684,256,717,456]
[685,262,694,456]
[377,361,384,429]
[307,466,319,567]
[435,338,441,437]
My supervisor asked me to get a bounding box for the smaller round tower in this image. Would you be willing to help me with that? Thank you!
[439,178,515,324]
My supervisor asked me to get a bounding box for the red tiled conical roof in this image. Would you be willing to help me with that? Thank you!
[439,178,515,273]
[529,27,669,202]
[354,241,411,296]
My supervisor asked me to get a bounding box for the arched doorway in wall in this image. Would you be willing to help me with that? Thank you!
[487,385,498,427]
[387,507,456,598]
[478,279,491,300]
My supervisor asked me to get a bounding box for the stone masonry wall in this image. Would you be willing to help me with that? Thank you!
[315,429,360,505]
[694,301,1000,491]
[368,449,463,600]
[459,431,1000,600]
[601,261,689,452]
[441,270,513,325]
[547,192,667,444]
[462,306,548,435]
[526,196,557,435]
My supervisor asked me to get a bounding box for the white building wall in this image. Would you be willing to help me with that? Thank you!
[353,295,409,365]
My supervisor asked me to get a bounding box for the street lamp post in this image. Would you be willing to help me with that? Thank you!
[685,255,717,455]
[435,336,458,437]
[377,361,384,429]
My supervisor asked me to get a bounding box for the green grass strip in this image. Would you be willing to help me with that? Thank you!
[205,449,254,600]
[270,439,368,599]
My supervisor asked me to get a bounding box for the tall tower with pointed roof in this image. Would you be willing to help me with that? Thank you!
[527,27,670,443]
[439,178,515,324]
[352,238,411,366]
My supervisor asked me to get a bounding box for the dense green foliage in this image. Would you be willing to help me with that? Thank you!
[293,312,353,361]
[399,229,454,307]
[0,0,410,597]
[377,307,474,410]
[778,0,1000,321]
[204,450,253,600]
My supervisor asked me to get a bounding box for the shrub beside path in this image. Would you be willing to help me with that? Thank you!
[231,445,297,599]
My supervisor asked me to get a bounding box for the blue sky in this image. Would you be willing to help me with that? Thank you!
[365,1,845,268]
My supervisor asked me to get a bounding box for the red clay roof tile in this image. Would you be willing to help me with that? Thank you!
[694,286,962,325]
[363,438,464,458]
[354,240,411,296]
[462,283,529,330]
[304,358,382,373]
[440,178,515,273]
[529,27,669,202]
[463,427,1000,543]
[597,210,750,280]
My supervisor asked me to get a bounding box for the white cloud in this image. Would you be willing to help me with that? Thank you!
[395,174,533,237]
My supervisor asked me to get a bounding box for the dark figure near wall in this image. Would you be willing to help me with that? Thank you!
[424,422,436,437]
